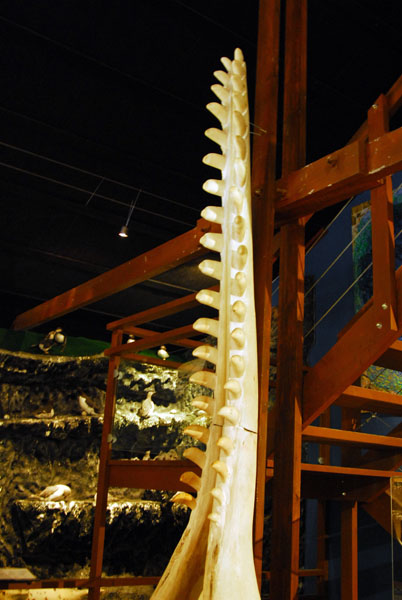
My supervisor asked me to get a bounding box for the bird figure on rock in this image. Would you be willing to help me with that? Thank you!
[38,484,72,502]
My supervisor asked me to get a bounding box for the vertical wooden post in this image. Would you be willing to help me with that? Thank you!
[88,329,123,600]
[341,502,358,600]
[251,0,281,587]
[317,409,330,595]
[270,0,307,597]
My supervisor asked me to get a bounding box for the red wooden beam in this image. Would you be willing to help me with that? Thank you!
[123,325,199,349]
[108,459,201,493]
[105,324,198,357]
[303,425,402,450]
[12,218,216,331]
[335,385,402,415]
[341,502,358,600]
[275,125,402,223]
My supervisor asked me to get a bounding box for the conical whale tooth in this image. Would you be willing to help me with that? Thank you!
[207,102,228,126]
[200,231,224,252]
[180,471,202,492]
[193,344,219,365]
[235,136,247,160]
[232,60,245,77]
[205,127,228,150]
[234,111,247,136]
[192,396,214,416]
[214,70,230,86]
[233,92,247,113]
[202,179,225,198]
[229,186,244,212]
[220,56,232,72]
[193,317,219,338]
[232,75,245,93]
[234,48,244,62]
[170,491,196,511]
[232,215,245,242]
[223,380,242,399]
[196,289,220,310]
[231,327,245,349]
[212,460,229,481]
[219,405,240,425]
[217,436,234,455]
[202,153,226,172]
[184,425,210,444]
[199,259,222,280]
[231,271,247,296]
[200,205,224,224]
[189,370,216,391]
[211,84,229,104]
[208,512,221,525]
[230,355,245,377]
[211,487,226,505]
[232,245,248,270]
[234,158,246,187]
[231,300,246,322]
[183,446,206,469]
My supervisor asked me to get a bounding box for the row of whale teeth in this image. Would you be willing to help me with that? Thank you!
[172,49,248,520]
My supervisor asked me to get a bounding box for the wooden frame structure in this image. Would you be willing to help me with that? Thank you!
[9,0,402,597]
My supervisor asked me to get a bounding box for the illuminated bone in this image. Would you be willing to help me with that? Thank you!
[232,215,245,242]
[180,471,202,492]
[152,48,260,600]
[190,371,216,390]
[202,152,226,171]
[198,259,222,280]
[192,395,214,415]
[184,447,207,470]
[211,84,229,104]
[192,345,218,365]
[196,289,220,310]
[201,205,224,224]
[171,491,196,511]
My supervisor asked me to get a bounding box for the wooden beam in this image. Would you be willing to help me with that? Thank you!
[362,491,392,534]
[105,324,197,357]
[251,0,281,586]
[374,340,402,371]
[270,0,306,597]
[108,459,201,493]
[335,385,402,415]
[123,325,199,349]
[12,218,216,331]
[303,425,402,450]
[275,126,402,223]
[341,502,358,600]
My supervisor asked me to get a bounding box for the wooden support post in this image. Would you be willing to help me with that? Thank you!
[88,330,122,600]
[270,0,307,598]
[317,410,330,596]
[251,0,281,587]
[341,502,358,600]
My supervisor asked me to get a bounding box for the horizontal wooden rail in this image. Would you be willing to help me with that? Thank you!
[303,425,402,450]
[335,385,402,415]
[374,339,402,371]
[108,459,201,493]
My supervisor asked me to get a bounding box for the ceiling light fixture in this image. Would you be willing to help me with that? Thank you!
[118,189,142,238]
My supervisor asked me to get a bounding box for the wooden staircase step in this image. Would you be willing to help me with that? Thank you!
[303,425,402,450]
[335,384,402,414]
[374,340,402,371]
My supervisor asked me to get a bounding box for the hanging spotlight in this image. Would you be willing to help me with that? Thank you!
[127,334,136,343]
[157,345,169,360]
[118,189,142,238]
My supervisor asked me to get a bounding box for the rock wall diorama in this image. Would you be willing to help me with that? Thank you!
[0,348,210,581]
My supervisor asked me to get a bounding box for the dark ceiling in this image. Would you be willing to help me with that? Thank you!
[0,1,401,344]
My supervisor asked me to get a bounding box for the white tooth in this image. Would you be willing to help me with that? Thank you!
[231,271,247,296]
[234,48,244,62]
[235,159,246,187]
[211,84,229,104]
[223,380,242,399]
[180,471,202,492]
[232,245,248,270]
[205,127,227,150]
[230,355,245,377]
[184,425,210,444]
[232,215,245,242]
[170,491,196,510]
[200,205,224,224]
[212,460,229,481]
[200,232,224,252]
[232,75,245,92]
[207,102,228,126]
[193,344,219,364]
[196,289,220,310]
[235,136,246,160]
[217,436,234,455]
[220,56,232,72]
[203,179,225,197]
[190,370,216,390]
[183,446,206,469]
[192,396,214,415]
[232,300,246,322]
[193,317,219,338]
[234,111,247,136]
[231,328,245,349]
[199,259,222,280]
[208,512,221,525]
[232,60,244,76]
[211,487,226,505]
[233,92,247,113]
[219,405,240,425]
[202,153,226,172]
[229,186,244,212]
[214,70,230,86]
